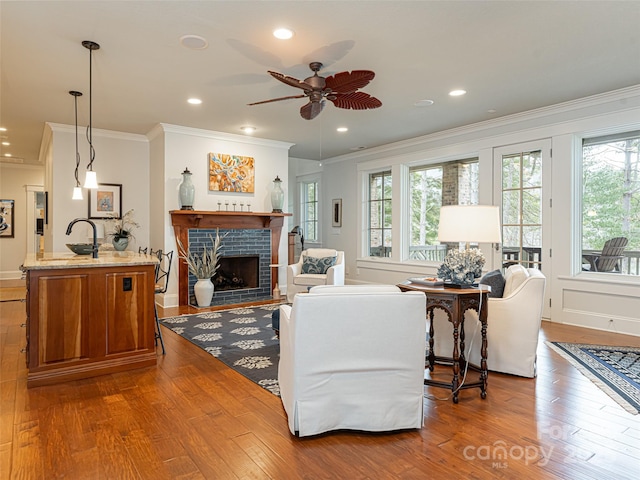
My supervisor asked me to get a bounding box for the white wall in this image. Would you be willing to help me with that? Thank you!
[45,123,150,253]
[317,86,640,336]
[0,164,44,278]
[152,124,293,307]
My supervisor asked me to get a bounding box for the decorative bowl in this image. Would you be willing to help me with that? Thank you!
[66,243,97,255]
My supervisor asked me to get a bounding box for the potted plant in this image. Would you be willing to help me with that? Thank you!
[106,209,139,251]
[177,228,225,307]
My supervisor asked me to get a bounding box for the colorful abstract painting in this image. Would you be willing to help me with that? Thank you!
[208,153,255,193]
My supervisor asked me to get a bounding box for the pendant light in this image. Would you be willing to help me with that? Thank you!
[82,40,100,189]
[70,90,84,200]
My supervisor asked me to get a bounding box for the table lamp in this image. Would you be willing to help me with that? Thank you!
[437,205,501,287]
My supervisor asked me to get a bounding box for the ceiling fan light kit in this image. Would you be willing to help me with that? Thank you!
[248,62,382,120]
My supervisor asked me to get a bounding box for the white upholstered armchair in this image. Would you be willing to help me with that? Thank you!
[433,265,546,378]
[278,284,427,437]
[286,248,345,302]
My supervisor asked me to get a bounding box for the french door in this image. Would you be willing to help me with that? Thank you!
[494,140,551,319]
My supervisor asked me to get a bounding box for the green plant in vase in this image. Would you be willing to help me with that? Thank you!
[106,209,139,251]
[177,228,226,307]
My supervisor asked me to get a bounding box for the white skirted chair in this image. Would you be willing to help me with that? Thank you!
[433,264,546,378]
[286,248,345,302]
[278,284,427,437]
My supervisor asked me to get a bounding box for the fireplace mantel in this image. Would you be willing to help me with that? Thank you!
[170,210,291,306]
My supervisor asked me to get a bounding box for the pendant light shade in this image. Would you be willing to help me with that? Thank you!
[82,40,100,189]
[83,170,98,189]
[70,90,83,200]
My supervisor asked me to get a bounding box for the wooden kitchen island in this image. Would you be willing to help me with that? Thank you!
[22,251,159,387]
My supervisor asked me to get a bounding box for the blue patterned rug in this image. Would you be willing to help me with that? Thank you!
[547,342,640,415]
[161,305,281,396]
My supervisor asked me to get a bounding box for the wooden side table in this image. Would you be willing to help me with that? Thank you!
[397,282,489,403]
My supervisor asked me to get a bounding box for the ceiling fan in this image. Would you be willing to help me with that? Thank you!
[248,62,382,120]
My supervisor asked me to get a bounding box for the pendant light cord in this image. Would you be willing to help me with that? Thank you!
[82,41,100,172]
[70,91,83,186]
[86,45,95,171]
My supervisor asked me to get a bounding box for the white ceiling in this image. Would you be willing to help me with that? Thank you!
[1,1,639,166]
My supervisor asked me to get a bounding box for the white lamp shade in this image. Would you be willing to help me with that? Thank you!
[438,205,502,244]
[72,186,83,200]
[83,170,98,189]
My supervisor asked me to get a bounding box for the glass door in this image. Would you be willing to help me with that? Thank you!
[494,140,551,318]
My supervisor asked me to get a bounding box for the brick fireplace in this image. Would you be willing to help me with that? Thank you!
[170,211,289,307]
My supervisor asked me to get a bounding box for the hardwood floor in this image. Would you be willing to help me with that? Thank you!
[1,280,639,479]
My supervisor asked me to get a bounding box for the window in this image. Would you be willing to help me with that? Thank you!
[300,180,319,242]
[368,170,392,257]
[501,151,543,270]
[582,131,640,275]
[409,159,478,261]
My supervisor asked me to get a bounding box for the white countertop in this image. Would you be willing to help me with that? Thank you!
[23,251,159,270]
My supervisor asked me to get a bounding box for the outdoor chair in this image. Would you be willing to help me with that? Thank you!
[582,237,628,273]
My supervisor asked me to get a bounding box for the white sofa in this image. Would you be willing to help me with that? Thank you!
[433,265,546,378]
[278,284,427,437]
[286,248,345,302]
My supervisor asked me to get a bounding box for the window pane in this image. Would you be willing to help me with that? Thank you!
[502,226,520,249]
[582,133,639,275]
[522,226,541,248]
[502,190,520,225]
[502,154,521,190]
[408,159,478,260]
[522,151,542,188]
[522,188,541,225]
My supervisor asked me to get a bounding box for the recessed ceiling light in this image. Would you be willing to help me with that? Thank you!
[180,35,208,50]
[1,142,9,146]
[487,109,497,114]
[241,126,256,134]
[187,98,202,105]
[4,153,12,157]
[0,127,6,132]
[414,99,434,107]
[336,127,348,133]
[273,28,294,40]
[449,89,467,97]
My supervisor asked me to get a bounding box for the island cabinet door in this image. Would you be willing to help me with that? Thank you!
[31,273,92,367]
[104,270,155,355]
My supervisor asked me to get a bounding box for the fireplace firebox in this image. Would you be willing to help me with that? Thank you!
[213,255,259,291]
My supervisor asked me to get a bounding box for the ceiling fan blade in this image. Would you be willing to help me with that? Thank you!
[325,70,376,94]
[300,100,325,120]
[330,91,382,110]
[268,71,313,91]
[247,94,306,106]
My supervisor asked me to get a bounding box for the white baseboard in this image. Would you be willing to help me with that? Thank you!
[0,270,24,280]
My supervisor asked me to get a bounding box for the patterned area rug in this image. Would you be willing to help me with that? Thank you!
[161,305,281,396]
[547,342,640,415]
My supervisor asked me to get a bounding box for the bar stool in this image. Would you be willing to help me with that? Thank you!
[150,249,173,355]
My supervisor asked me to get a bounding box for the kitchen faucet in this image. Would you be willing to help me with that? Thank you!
[66,218,99,258]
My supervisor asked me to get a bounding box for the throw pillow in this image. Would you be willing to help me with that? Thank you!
[479,269,505,298]
[301,255,337,274]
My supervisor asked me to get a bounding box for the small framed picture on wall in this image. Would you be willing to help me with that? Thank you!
[88,183,122,219]
[0,199,15,238]
[332,198,342,227]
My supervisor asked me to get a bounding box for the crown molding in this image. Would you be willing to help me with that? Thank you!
[325,85,640,165]
[46,123,148,142]
[156,123,294,150]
